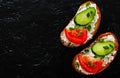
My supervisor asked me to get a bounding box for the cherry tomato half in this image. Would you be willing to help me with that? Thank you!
[78,54,103,73]
[65,28,88,44]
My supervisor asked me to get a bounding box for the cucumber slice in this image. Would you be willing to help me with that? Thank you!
[91,41,115,56]
[74,7,96,25]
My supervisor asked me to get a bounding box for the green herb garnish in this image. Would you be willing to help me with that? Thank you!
[90,11,93,14]
[86,2,90,7]
[94,55,98,58]
[100,55,105,59]
[85,49,89,53]
[88,61,92,66]
[103,46,109,50]
[69,27,74,30]
[75,62,79,68]
[99,39,104,42]
[109,44,114,48]
[93,64,97,69]
[70,44,75,48]
[94,55,105,59]
[74,25,80,29]
[87,12,90,17]
[84,25,91,31]
[87,25,91,31]
[78,32,82,36]
[69,25,80,30]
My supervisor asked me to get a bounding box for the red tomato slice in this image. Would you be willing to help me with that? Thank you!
[65,28,88,44]
[78,54,103,73]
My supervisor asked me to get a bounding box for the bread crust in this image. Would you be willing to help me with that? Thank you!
[60,1,101,48]
[72,32,119,75]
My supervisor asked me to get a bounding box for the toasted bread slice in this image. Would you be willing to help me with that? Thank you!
[72,32,119,75]
[60,1,101,48]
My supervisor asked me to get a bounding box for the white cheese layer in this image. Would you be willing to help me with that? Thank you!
[74,35,116,74]
[61,3,98,46]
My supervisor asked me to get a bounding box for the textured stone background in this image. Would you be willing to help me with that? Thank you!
[0,0,120,78]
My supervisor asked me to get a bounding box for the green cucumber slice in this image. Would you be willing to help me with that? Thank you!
[91,41,115,56]
[74,7,96,25]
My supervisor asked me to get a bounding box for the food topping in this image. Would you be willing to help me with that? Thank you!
[74,7,96,25]
[65,28,88,44]
[78,54,103,73]
[91,41,115,56]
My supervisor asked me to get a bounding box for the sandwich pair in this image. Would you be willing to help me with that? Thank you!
[60,1,119,75]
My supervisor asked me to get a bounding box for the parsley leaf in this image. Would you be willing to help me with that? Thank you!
[93,64,96,69]
[75,62,79,68]
[99,39,104,42]
[88,61,92,66]
[74,25,80,29]
[84,25,91,31]
[69,25,80,30]
[87,25,91,31]
[86,2,90,7]
[69,27,74,30]
[78,32,82,36]
[85,49,89,53]
[109,44,114,48]
[87,12,90,17]
[103,46,109,50]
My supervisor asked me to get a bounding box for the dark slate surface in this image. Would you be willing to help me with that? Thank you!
[0,0,120,78]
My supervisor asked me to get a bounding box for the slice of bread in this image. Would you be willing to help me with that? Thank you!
[72,32,119,75]
[60,1,101,48]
